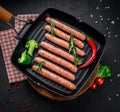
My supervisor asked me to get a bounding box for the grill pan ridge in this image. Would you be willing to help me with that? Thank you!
[11,8,106,97]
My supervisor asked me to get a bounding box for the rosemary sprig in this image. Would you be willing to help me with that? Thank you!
[69,34,82,66]
[36,61,45,71]
[50,19,55,36]
[74,55,82,66]
[69,34,74,52]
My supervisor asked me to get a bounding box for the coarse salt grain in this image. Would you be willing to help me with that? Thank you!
[115,34,118,38]
[104,34,106,37]
[106,27,109,30]
[110,79,113,82]
[107,18,110,20]
[117,17,119,20]
[96,7,99,10]
[100,0,103,3]
[111,21,115,24]
[105,6,110,9]
[108,97,111,100]
[108,35,111,38]
[108,32,111,34]
[100,18,104,21]
[90,14,93,18]
[114,59,117,62]
[116,94,119,96]
[95,21,98,24]
[77,17,82,22]
[117,73,120,77]
[77,17,81,20]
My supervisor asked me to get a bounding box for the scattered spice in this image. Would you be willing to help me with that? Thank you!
[9,99,14,103]
[16,105,21,109]
[0,109,4,112]
[24,104,30,112]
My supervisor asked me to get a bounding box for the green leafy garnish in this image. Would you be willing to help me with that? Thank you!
[69,34,82,66]
[18,50,31,65]
[74,55,82,66]
[36,61,45,71]
[25,39,38,56]
[97,64,112,78]
[69,34,74,52]
[50,19,55,36]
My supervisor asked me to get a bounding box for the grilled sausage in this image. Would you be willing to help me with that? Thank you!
[34,57,75,81]
[45,17,86,41]
[40,42,82,65]
[32,65,77,90]
[44,25,84,49]
[38,49,78,73]
[45,33,86,56]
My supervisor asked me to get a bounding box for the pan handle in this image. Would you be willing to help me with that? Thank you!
[0,6,33,39]
[0,6,13,23]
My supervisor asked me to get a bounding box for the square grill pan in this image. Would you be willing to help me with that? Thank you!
[11,8,106,98]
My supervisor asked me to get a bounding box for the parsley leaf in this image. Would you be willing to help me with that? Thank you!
[97,64,112,78]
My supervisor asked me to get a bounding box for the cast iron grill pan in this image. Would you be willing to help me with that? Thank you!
[11,8,106,97]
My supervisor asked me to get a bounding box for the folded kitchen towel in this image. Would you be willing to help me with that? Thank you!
[0,14,39,83]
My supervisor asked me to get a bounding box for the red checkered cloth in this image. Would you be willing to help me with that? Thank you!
[0,14,39,83]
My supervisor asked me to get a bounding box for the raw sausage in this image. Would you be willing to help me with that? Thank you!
[45,17,86,41]
[32,65,76,90]
[45,33,86,56]
[34,57,75,81]
[44,25,84,49]
[38,49,78,73]
[40,42,82,65]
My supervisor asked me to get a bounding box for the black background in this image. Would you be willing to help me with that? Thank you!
[0,0,120,112]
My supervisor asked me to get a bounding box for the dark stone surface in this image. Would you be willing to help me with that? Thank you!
[0,0,120,112]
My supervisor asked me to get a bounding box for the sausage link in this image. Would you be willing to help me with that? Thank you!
[38,49,78,73]
[45,33,86,56]
[34,57,75,81]
[40,42,82,65]
[32,65,77,90]
[44,25,84,48]
[45,17,86,40]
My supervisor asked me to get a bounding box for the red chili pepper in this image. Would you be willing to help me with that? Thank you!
[79,36,97,68]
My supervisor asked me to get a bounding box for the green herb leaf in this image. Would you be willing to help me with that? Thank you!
[68,34,82,66]
[36,61,45,71]
[69,34,74,52]
[97,64,112,78]
[50,19,55,36]
[74,55,82,66]
[72,46,77,57]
